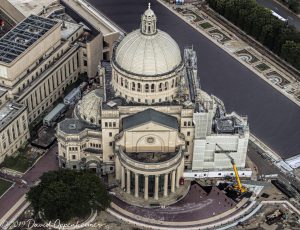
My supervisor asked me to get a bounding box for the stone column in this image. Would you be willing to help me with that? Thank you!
[154,175,159,200]
[135,173,139,198]
[176,166,180,188]
[164,173,168,197]
[171,170,175,193]
[121,166,125,189]
[126,169,131,194]
[144,175,149,200]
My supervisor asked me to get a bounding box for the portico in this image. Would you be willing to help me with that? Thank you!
[117,145,184,200]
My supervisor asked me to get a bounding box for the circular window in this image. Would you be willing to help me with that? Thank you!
[146,137,155,143]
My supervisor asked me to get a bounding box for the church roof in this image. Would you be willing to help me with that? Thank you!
[122,108,179,130]
[113,5,182,76]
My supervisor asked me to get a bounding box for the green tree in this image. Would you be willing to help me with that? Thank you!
[27,169,110,222]
[207,0,300,71]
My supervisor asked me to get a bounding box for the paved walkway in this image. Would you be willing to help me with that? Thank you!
[0,143,58,227]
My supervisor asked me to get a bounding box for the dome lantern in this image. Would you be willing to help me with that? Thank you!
[141,3,157,35]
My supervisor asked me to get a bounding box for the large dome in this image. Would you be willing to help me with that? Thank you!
[111,4,184,105]
[114,30,182,76]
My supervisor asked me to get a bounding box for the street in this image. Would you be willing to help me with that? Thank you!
[257,0,300,30]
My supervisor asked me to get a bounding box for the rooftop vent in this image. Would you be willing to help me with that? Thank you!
[69,124,76,130]
[107,101,117,108]
[27,26,40,34]
[14,37,27,45]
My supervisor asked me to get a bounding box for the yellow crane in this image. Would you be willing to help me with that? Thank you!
[231,158,247,193]
[216,144,247,194]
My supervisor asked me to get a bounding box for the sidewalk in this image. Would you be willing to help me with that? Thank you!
[0,144,58,228]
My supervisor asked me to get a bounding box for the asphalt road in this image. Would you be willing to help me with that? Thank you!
[86,0,300,159]
[256,0,300,30]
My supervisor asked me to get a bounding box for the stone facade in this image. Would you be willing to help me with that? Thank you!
[56,5,250,201]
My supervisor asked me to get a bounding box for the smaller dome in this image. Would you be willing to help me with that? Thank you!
[76,90,102,126]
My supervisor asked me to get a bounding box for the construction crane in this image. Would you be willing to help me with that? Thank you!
[216,144,247,194]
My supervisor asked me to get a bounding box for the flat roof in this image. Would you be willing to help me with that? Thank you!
[0,15,58,64]
[285,154,300,169]
[7,0,58,17]
[61,0,121,35]
[0,102,25,131]
[60,21,81,40]
[59,118,99,135]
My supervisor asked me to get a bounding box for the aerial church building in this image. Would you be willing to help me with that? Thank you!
[57,4,249,201]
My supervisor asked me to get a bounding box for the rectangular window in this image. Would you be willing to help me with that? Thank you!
[109,132,112,137]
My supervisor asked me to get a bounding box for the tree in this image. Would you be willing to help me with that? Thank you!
[207,0,300,71]
[27,169,110,222]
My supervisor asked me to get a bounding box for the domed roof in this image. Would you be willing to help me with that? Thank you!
[115,30,182,76]
[76,89,102,126]
[114,5,182,76]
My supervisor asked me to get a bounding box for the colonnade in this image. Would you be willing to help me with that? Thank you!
[120,165,182,200]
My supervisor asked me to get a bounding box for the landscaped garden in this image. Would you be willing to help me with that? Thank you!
[200,22,213,29]
[0,154,33,173]
[255,63,270,72]
[0,178,13,197]
[0,146,41,173]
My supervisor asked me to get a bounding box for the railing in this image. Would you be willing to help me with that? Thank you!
[117,146,183,171]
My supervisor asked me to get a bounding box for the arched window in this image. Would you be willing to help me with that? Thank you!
[121,78,123,86]
[184,121,187,126]
[132,82,135,90]
[137,83,141,92]
[171,79,175,88]
[165,81,169,90]
[159,83,163,91]
[90,117,94,124]
[145,84,149,92]
[151,84,155,92]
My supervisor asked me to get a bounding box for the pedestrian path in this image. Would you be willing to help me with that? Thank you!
[0,144,58,229]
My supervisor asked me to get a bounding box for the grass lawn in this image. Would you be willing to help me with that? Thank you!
[0,154,33,173]
[0,178,13,197]
[199,22,213,29]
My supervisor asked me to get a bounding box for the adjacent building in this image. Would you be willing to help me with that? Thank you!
[0,0,120,163]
